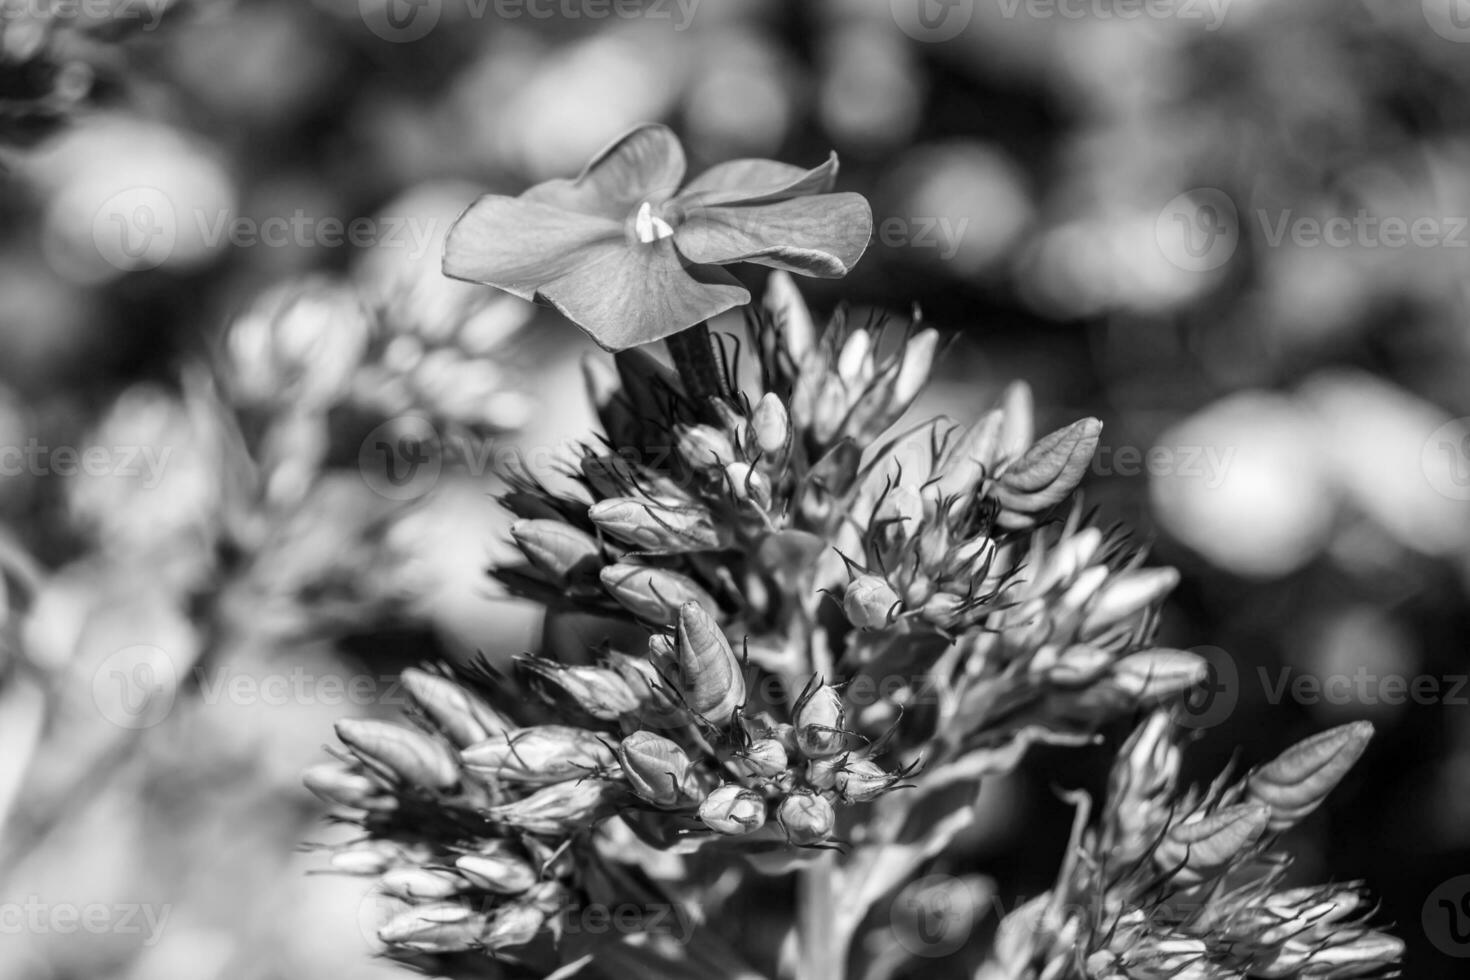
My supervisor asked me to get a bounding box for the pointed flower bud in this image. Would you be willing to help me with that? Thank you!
[698,784,768,835]
[675,601,746,727]
[890,329,939,412]
[794,682,848,759]
[843,574,901,630]
[618,731,703,808]
[380,868,467,901]
[511,520,602,581]
[834,759,898,803]
[455,847,539,895]
[517,657,642,721]
[995,418,1102,530]
[677,424,736,469]
[400,668,513,748]
[752,392,791,457]
[1155,802,1270,882]
[1111,649,1209,701]
[487,779,616,834]
[461,726,617,785]
[1079,568,1180,640]
[601,563,718,624]
[483,902,550,951]
[589,498,726,554]
[335,719,459,790]
[329,841,414,876]
[379,903,488,953]
[999,380,1035,461]
[302,763,397,812]
[1246,721,1373,831]
[777,791,836,845]
[1048,643,1114,689]
[732,738,789,784]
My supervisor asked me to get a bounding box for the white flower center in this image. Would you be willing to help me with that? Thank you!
[634,201,675,244]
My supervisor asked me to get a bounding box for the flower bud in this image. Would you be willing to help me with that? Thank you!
[995,418,1103,531]
[511,520,602,582]
[843,575,901,630]
[698,784,767,835]
[677,424,736,468]
[675,601,746,727]
[752,393,791,457]
[329,842,412,876]
[794,683,848,759]
[931,410,1003,502]
[764,270,815,360]
[455,846,539,894]
[1047,644,1114,689]
[732,738,789,783]
[487,779,616,834]
[1154,802,1270,883]
[302,763,397,812]
[483,902,550,951]
[400,668,512,748]
[380,867,467,901]
[890,329,938,412]
[777,792,836,845]
[806,756,843,790]
[834,759,896,803]
[601,563,718,624]
[379,903,489,953]
[1079,567,1180,640]
[517,657,642,721]
[1110,649,1209,701]
[1031,527,1103,595]
[725,462,773,511]
[1245,721,1373,831]
[617,731,702,808]
[335,719,459,791]
[998,381,1035,461]
[589,498,726,554]
[461,726,617,785]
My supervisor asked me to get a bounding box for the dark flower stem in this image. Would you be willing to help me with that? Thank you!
[666,322,728,406]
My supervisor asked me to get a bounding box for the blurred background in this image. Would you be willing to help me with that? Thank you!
[1,0,1469,976]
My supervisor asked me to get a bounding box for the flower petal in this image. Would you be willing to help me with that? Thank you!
[678,153,839,206]
[522,124,687,220]
[539,239,750,350]
[442,195,621,299]
[673,193,873,277]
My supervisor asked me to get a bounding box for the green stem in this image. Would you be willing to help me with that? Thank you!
[666,322,728,406]
[798,851,841,980]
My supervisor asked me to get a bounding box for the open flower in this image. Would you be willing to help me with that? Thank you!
[443,124,873,350]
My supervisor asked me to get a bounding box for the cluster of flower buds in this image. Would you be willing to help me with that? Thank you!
[222,274,531,431]
[495,273,1191,789]
[305,667,594,961]
[980,712,1403,980]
